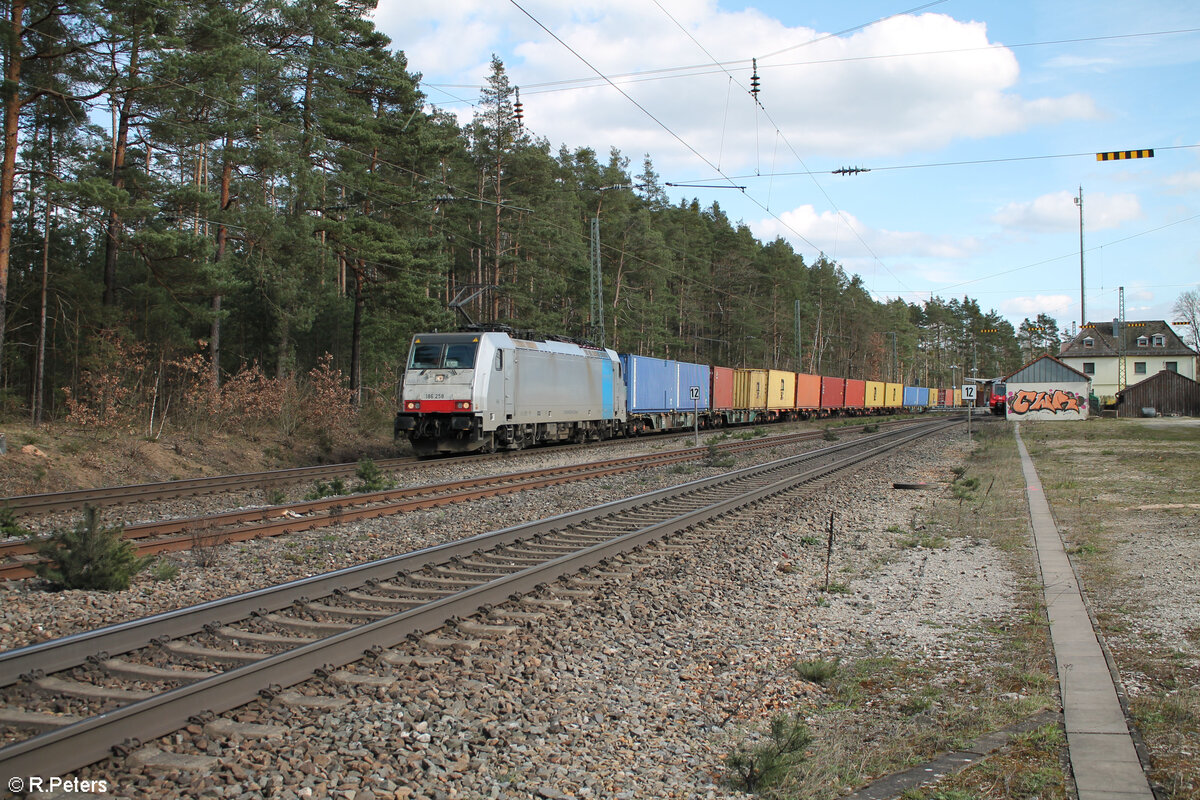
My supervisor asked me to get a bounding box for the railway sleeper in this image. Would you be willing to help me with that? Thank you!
[100,658,217,683]
[215,626,314,647]
[339,591,422,609]
[0,708,86,733]
[372,581,454,598]
[408,574,480,588]
[34,676,154,704]
[330,670,396,689]
[271,691,351,710]
[489,609,546,623]
[163,641,263,664]
[421,635,480,653]
[261,613,354,636]
[302,601,393,620]
[379,652,446,669]
[204,719,288,740]
[129,746,218,772]
[454,620,519,638]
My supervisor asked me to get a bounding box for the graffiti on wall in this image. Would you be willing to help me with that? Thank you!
[1007,389,1088,416]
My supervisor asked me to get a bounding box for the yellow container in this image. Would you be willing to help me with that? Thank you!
[766,370,797,410]
[733,369,768,410]
[865,380,885,407]
[885,382,903,407]
[953,388,961,407]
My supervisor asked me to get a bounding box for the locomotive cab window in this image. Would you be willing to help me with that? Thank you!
[444,343,477,369]
[408,340,479,370]
[409,343,443,369]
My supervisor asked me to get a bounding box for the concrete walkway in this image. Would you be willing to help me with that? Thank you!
[1014,424,1154,800]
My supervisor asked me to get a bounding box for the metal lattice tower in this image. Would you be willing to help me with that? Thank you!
[590,216,605,347]
[1117,286,1127,391]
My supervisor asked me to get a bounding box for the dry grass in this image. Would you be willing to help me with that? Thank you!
[1021,418,1200,799]
[728,422,1064,799]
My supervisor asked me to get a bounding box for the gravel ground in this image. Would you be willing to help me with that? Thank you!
[8,426,1028,799]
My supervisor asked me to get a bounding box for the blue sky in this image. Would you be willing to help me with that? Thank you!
[373,0,1200,333]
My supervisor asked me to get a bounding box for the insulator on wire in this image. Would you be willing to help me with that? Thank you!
[514,87,524,128]
[750,58,760,102]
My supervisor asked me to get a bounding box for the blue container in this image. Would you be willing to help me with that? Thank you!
[620,355,711,413]
[916,387,929,406]
[903,386,921,407]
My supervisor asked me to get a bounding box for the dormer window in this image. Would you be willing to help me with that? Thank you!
[1083,337,1094,348]
[1137,336,1148,347]
[1152,334,1165,347]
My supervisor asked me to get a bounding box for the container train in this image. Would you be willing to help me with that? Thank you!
[395,328,966,456]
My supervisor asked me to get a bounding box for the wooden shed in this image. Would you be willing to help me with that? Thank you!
[1003,354,1090,421]
[1116,369,1200,417]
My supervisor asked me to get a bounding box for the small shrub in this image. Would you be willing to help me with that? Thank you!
[799,535,820,546]
[725,713,812,792]
[822,581,850,594]
[706,441,735,468]
[822,428,839,441]
[862,423,879,433]
[148,558,180,582]
[0,507,30,539]
[32,507,149,591]
[794,658,839,684]
[354,458,393,493]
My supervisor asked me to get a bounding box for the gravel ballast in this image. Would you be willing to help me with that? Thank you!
[4,426,1064,798]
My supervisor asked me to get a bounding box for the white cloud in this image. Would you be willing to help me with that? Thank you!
[1001,295,1075,316]
[1164,171,1200,194]
[991,190,1142,233]
[374,2,1100,175]
[753,204,979,261]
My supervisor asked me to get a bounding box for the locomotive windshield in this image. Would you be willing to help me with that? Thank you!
[407,337,478,370]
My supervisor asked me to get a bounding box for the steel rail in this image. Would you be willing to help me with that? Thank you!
[0,418,954,781]
[0,416,939,519]
[0,424,925,686]
[0,426,897,580]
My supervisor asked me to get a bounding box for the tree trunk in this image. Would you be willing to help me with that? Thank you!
[0,0,27,387]
[210,143,233,390]
[350,264,364,408]
[103,33,141,307]
[33,181,49,425]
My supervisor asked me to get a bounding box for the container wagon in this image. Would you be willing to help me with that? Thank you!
[767,369,798,420]
[820,377,846,412]
[620,354,710,432]
[796,373,822,416]
[885,383,904,408]
[844,379,866,413]
[865,380,886,409]
[733,369,768,423]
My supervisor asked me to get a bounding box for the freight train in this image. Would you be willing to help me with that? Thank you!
[395,328,966,456]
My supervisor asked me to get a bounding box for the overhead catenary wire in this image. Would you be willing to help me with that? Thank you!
[646,0,908,294]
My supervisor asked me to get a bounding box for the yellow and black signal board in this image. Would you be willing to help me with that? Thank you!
[1096,149,1153,161]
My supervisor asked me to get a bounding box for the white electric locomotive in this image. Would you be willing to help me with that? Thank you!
[395,330,627,456]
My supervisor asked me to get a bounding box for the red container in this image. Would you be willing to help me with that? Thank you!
[795,373,822,408]
[711,366,735,410]
[820,377,846,409]
[844,379,866,409]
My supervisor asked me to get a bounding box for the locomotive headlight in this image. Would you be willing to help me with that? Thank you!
[455,401,472,410]
[406,401,420,410]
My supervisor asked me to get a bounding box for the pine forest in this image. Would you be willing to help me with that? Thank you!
[1,0,1032,436]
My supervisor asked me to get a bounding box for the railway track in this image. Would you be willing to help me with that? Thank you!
[0,416,957,783]
[0,423,925,581]
[0,416,934,520]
